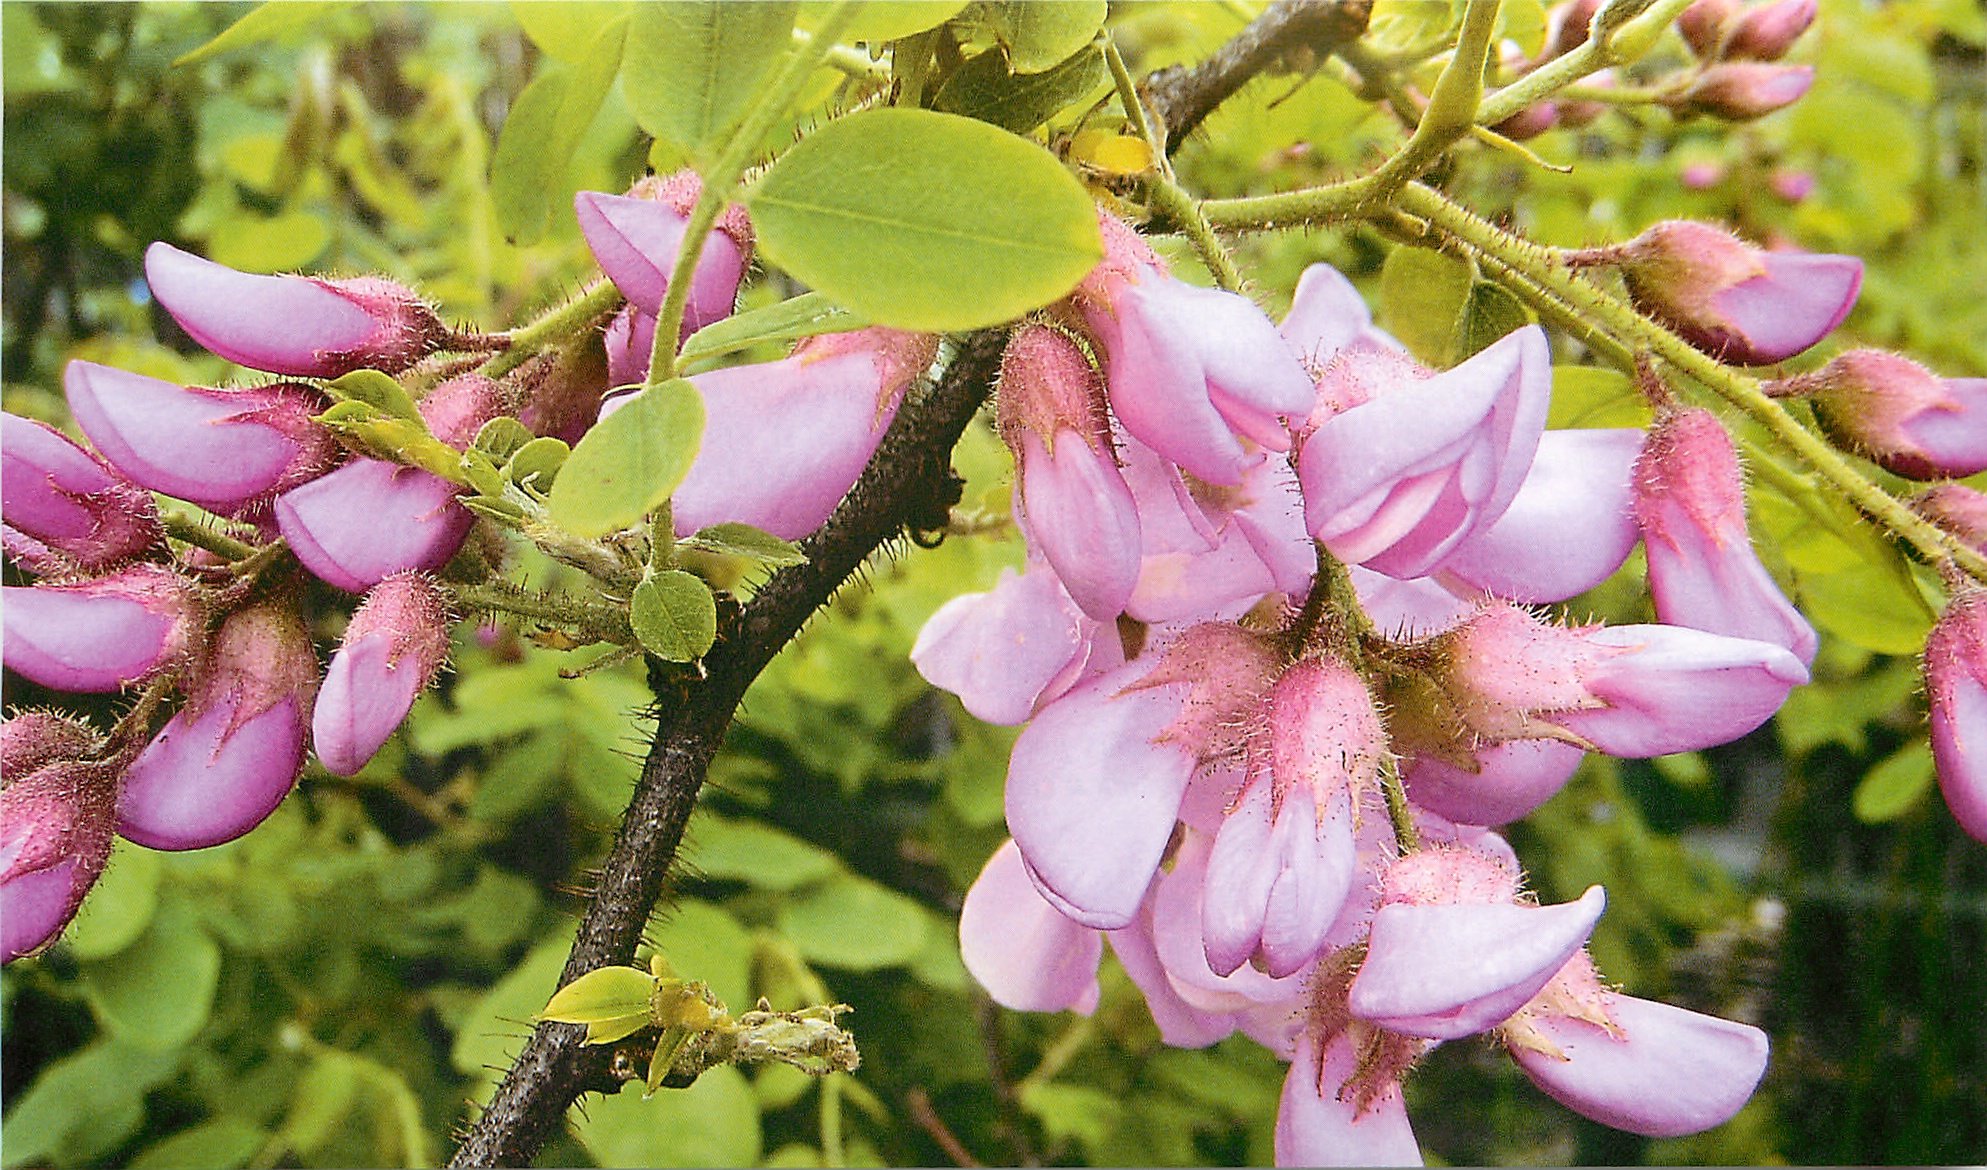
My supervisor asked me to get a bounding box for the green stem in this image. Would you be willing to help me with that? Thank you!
[1473,0,1696,126]
[791,26,891,83]
[486,279,623,380]
[1364,0,1503,198]
[1103,34,1164,172]
[1145,177,1245,291]
[1014,1014,1097,1097]
[1381,759,1423,854]
[159,508,259,561]
[1200,177,1384,232]
[1392,180,1987,583]
[449,582,634,644]
[650,2,865,383]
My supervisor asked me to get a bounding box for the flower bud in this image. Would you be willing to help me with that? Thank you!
[63,361,339,515]
[1679,160,1726,190]
[1401,738,1588,826]
[1769,166,1816,203]
[1910,484,1987,552]
[2,564,204,693]
[1544,0,1604,59]
[1677,0,1738,57]
[116,602,317,851]
[1601,220,1860,365]
[2,757,119,962]
[313,573,452,776]
[998,324,1142,619]
[1924,589,1987,843]
[274,458,475,594]
[1789,350,1987,480]
[1634,408,1816,663]
[1494,102,1560,141]
[145,242,446,377]
[1,412,161,572]
[513,329,610,445]
[575,170,752,330]
[1,710,104,779]
[1665,62,1814,121]
[1721,0,1815,60]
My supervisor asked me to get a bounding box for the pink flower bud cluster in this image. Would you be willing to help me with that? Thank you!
[1669,0,1817,120]
[913,225,1846,1161]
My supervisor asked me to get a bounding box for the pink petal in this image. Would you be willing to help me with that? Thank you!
[2,858,94,963]
[1152,832,1311,1011]
[959,840,1102,1013]
[1439,429,1645,603]
[1402,739,1587,826]
[1104,892,1240,1048]
[144,242,377,378]
[116,695,308,851]
[1205,781,1357,978]
[1279,263,1379,366]
[275,459,474,594]
[1713,251,1861,365]
[1274,1032,1423,1168]
[911,564,1093,726]
[1558,625,1808,757]
[1015,430,1142,619]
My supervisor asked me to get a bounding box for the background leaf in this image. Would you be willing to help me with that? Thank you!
[622,2,798,155]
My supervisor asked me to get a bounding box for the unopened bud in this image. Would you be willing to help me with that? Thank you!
[64,361,338,515]
[1925,590,1987,843]
[575,170,751,332]
[314,572,452,776]
[1495,102,1561,141]
[1676,0,1738,57]
[1,710,104,780]
[1665,62,1814,121]
[1910,485,1987,553]
[1783,349,1987,480]
[145,242,446,378]
[1,412,161,572]
[1721,0,1815,60]
[1,757,119,962]
[1,563,205,693]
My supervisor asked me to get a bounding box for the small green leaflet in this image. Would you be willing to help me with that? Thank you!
[490,16,628,245]
[174,1,352,66]
[682,523,808,567]
[1852,739,1936,823]
[982,0,1108,73]
[546,379,704,538]
[622,2,798,156]
[677,291,866,373]
[630,570,719,662]
[538,965,659,1045]
[323,370,422,421]
[933,44,1112,134]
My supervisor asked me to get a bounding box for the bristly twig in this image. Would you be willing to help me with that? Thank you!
[1142,0,1374,153]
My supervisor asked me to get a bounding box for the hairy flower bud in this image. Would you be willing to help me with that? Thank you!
[64,361,339,515]
[2,563,204,693]
[1634,408,1817,663]
[145,242,445,377]
[1665,62,1815,121]
[314,572,452,776]
[998,324,1141,619]
[1597,220,1860,365]
[1721,0,1816,60]
[1677,0,1738,56]
[1,412,161,573]
[1,757,119,962]
[116,603,317,851]
[1788,349,1987,480]
[1924,589,1987,843]
[1910,484,1987,552]
[575,170,752,331]
[1,710,104,779]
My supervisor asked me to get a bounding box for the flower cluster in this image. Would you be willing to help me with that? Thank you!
[916,208,1984,1163]
[2,171,934,961]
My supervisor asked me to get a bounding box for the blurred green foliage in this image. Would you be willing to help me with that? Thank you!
[5,2,1986,1166]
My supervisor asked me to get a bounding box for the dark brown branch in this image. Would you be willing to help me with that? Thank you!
[449,8,1344,1161]
[1142,0,1374,153]
[448,332,1009,1167]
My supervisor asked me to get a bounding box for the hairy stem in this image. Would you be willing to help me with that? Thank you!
[486,279,622,381]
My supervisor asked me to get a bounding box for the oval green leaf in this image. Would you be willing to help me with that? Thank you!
[933,45,1111,134]
[631,569,718,662]
[747,108,1102,331]
[547,379,704,538]
[985,0,1108,72]
[622,2,797,155]
[539,965,659,1026]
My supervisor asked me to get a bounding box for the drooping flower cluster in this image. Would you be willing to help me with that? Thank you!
[916,207,1983,1162]
[3,171,933,961]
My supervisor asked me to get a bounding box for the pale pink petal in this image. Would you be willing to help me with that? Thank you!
[1014,431,1142,620]
[1439,429,1644,603]
[911,565,1093,726]
[1402,739,1587,826]
[960,840,1102,1014]
[1559,625,1808,757]
[1274,1032,1423,1168]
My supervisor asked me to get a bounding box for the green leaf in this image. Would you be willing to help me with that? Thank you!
[474,416,536,460]
[207,210,330,273]
[1852,739,1937,822]
[1378,245,1472,366]
[513,1,631,59]
[1547,365,1650,429]
[933,44,1111,134]
[507,436,571,492]
[548,378,704,537]
[807,1,969,42]
[129,1118,267,1170]
[683,813,839,890]
[748,108,1102,331]
[79,901,221,1052]
[540,966,659,1028]
[174,1,351,66]
[683,522,809,567]
[324,369,422,421]
[0,1042,180,1169]
[277,1053,360,1157]
[573,1064,761,1169]
[64,842,162,960]
[1453,280,1534,361]
[631,570,719,661]
[983,0,1108,72]
[491,67,570,244]
[623,2,799,154]
[677,291,865,372]
[777,872,928,970]
[460,448,509,500]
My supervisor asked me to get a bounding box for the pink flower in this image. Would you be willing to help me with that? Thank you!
[1,754,119,963]
[910,561,1097,726]
[313,572,453,776]
[1592,220,1860,365]
[145,242,445,377]
[63,361,339,515]
[1,412,161,573]
[1151,829,1313,1013]
[1911,484,1987,552]
[1104,887,1244,1048]
[1120,436,1308,623]
[1297,325,1552,579]
[1274,1031,1422,1167]
[1074,212,1314,486]
[1666,62,1815,120]
[959,839,1102,1013]
[611,328,937,541]
[1501,954,1769,1136]
[1678,0,1738,56]
[1400,738,1588,826]
[1438,601,1809,758]
[1005,624,1283,928]
[1792,349,1987,480]
[998,324,1142,619]
[575,170,751,329]
[1348,848,1606,1040]
[1721,0,1816,60]
[1439,428,1646,604]
[1634,407,1817,664]
[116,603,317,851]
[1202,657,1382,977]
[275,459,475,594]
[1924,588,1987,842]
[1278,263,1396,368]
[1,564,204,693]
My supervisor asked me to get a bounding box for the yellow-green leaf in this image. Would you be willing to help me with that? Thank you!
[539,966,658,1028]
[623,2,798,155]
[631,570,718,662]
[547,379,704,537]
